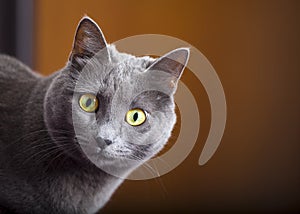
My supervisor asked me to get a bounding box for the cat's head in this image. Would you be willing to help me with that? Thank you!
[44,17,189,177]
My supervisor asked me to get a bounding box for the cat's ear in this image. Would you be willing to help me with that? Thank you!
[147,48,190,94]
[69,17,109,69]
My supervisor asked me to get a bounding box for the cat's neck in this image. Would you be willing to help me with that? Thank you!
[20,71,123,211]
[9,72,62,171]
[20,71,92,171]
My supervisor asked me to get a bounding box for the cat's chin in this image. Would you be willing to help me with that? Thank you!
[95,156,146,179]
[90,149,146,166]
[75,136,159,178]
[79,146,148,178]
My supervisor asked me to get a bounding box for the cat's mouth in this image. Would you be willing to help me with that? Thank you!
[75,136,153,162]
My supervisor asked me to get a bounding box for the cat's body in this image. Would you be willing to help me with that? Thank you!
[0,55,117,213]
[0,17,189,214]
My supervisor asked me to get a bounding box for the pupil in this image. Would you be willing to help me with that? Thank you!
[86,98,92,107]
[133,112,138,121]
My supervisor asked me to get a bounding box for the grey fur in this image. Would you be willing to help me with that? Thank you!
[0,17,189,214]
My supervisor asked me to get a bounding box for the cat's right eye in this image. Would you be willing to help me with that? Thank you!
[79,94,99,113]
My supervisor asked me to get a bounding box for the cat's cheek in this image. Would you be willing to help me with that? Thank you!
[130,122,151,134]
[72,111,100,144]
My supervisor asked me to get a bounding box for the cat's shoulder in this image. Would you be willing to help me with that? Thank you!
[0,54,40,80]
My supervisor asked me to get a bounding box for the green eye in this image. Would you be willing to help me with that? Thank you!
[79,94,98,112]
[126,109,146,126]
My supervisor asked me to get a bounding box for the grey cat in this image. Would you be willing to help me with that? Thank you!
[0,17,189,214]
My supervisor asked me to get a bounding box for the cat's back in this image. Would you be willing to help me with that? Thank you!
[0,55,42,145]
[0,54,39,81]
[0,54,40,115]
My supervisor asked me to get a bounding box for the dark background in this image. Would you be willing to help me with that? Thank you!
[0,0,299,213]
[0,1,16,57]
[0,0,33,67]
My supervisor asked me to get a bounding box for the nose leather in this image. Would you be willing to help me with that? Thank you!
[104,139,112,145]
[96,137,112,149]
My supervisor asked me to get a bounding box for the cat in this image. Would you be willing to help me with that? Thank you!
[0,17,189,214]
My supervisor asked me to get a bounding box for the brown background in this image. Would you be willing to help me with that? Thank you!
[34,0,300,213]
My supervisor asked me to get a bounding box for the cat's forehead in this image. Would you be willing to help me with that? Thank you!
[74,46,154,94]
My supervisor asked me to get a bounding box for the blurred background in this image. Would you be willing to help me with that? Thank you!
[0,0,299,213]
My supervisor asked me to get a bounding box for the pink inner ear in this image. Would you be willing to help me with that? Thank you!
[71,17,108,58]
[148,48,189,79]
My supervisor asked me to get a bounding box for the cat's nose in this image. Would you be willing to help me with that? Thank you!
[104,139,112,146]
[96,137,112,149]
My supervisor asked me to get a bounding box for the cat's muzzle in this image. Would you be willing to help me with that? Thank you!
[96,137,113,149]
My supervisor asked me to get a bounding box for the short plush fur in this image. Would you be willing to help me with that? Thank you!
[0,17,189,214]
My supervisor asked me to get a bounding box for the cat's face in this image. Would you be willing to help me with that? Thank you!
[44,17,189,177]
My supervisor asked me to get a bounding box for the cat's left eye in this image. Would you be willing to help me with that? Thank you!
[126,109,146,126]
[79,94,99,113]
